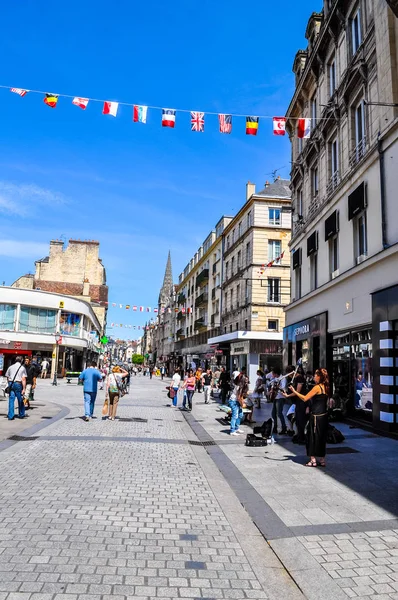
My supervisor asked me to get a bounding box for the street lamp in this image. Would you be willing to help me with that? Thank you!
[52,334,62,386]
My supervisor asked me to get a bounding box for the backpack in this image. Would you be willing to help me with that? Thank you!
[326,424,345,444]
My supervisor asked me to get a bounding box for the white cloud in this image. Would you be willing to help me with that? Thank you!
[0,181,66,216]
[0,240,48,259]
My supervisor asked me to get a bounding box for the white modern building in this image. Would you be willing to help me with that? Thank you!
[0,287,102,377]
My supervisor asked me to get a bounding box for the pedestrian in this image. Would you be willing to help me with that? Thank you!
[106,366,129,420]
[5,356,27,420]
[170,369,181,407]
[202,368,213,404]
[78,361,103,421]
[24,357,38,409]
[218,367,231,404]
[160,365,166,380]
[149,365,154,380]
[248,369,265,411]
[269,367,288,434]
[182,369,196,411]
[41,358,49,379]
[229,373,246,436]
[286,368,330,467]
[291,366,308,444]
[232,366,240,382]
[195,367,203,393]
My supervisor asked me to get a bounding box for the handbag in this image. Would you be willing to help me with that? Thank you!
[5,364,22,395]
[102,398,109,416]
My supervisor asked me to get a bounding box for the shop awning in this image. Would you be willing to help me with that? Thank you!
[325,210,339,241]
[307,231,318,256]
[292,247,302,270]
[348,182,366,220]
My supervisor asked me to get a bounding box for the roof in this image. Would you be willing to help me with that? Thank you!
[35,256,49,264]
[256,178,291,199]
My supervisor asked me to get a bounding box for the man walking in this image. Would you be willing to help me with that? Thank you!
[202,368,213,404]
[218,367,231,405]
[6,356,27,420]
[79,361,103,421]
[41,358,49,379]
[24,356,38,409]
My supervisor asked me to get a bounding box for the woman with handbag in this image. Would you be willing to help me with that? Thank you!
[105,366,129,421]
[285,368,330,467]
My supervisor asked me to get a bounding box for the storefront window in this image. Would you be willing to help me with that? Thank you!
[60,312,82,337]
[0,304,16,330]
[20,307,56,334]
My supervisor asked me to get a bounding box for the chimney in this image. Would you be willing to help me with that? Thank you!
[246,181,256,200]
[265,180,270,187]
[49,240,64,257]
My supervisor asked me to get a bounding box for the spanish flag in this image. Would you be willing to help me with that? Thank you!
[246,116,259,136]
[44,93,59,108]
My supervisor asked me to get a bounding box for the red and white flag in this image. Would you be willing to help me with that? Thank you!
[133,105,148,123]
[182,308,186,314]
[139,306,144,312]
[10,88,28,97]
[133,306,137,311]
[162,109,176,128]
[72,97,89,110]
[297,118,311,139]
[273,117,286,136]
[103,101,119,117]
[154,308,158,313]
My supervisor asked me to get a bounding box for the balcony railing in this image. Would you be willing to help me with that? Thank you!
[177,311,185,321]
[176,328,185,338]
[177,293,186,305]
[349,137,367,168]
[195,291,208,307]
[194,318,207,331]
[326,171,340,196]
[196,268,209,288]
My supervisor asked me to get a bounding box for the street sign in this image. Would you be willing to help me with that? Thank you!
[59,301,65,309]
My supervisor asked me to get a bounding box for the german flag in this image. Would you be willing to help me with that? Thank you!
[246,116,259,136]
[44,93,59,108]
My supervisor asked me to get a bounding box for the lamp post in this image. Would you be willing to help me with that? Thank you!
[52,334,62,386]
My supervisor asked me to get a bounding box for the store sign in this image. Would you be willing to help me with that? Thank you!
[0,339,10,345]
[231,341,249,355]
[294,324,310,337]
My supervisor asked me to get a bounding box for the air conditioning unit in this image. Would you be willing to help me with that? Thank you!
[357,253,367,264]
[331,269,340,280]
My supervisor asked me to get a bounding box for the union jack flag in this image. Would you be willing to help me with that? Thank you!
[219,114,232,134]
[191,111,205,132]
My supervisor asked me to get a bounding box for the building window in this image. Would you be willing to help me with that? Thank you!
[0,304,16,330]
[268,319,278,331]
[312,166,319,197]
[269,208,281,226]
[225,261,229,281]
[246,241,251,264]
[238,221,242,237]
[311,94,317,122]
[232,229,235,244]
[329,235,339,278]
[236,322,239,331]
[354,100,366,159]
[230,324,233,333]
[298,136,303,154]
[268,240,281,261]
[231,256,235,276]
[297,189,303,217]
[247,211,252,229]
[244,319,248,330]
[329,58,336,96]
[224,291,228,313]
[245,280,249,303]
[310,253,318,291]
[331,139,339,175]
[295,267,302,300]
[20,307,57,334]
[236,284,240,307]
[237,250,241,270]
[226,235,230,249]
[354,211,368,262]
[352,7,362,55]
[267,278,280,303]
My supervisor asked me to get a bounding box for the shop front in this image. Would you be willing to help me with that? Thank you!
[283,312,330,375]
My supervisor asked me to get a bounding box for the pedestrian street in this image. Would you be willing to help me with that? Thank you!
[1,377,398,600]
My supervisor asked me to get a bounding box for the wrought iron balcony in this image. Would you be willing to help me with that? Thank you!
[196,291,208,307]
[177,311,185,321]
[194,318,207,331]
[196,268,209,288]
[177,292,186,305]
[326,171,340,196]
[349,137,367,168]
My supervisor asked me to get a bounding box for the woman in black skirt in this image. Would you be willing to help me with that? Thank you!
[285,368,329,467]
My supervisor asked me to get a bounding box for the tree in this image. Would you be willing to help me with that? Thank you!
[132,354,145,365]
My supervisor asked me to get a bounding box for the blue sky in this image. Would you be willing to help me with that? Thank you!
[0,0,320,338]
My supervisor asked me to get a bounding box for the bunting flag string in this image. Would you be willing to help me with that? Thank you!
[257,251,285,276]
[0,83,336,137]
[100,301,194,313]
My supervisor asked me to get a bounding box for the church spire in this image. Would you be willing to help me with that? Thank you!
[158,251,173,308]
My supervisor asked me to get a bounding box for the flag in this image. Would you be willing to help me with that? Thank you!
[154,308,158,313]
[182,308,186,314]
[140,306,144,312]
[133,105,148,123]
[297,118,311,139]
[191,111,204,132]
[103,101,118,117]
[146,307,151,312]
[10,88,28,97]
[219,114,232,134]
[267,261,274,268]
[119,304,123,309]
[174,308,179,313]
[133,306,137,311]
[44,94,58,108]
[112,303,116,307]
[280,251,285,260]
[111,323,114,327]
[187,307,192,314]
[126,305,130,310]
[273,117,286,136]
[246,116,259,136]
[162,109,176,128]
[72,97,89,110]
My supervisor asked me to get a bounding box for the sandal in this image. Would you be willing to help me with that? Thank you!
[305,460,317,467]
[318,460,326,468]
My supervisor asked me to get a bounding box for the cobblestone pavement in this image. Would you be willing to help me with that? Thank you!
[0,378,302,600]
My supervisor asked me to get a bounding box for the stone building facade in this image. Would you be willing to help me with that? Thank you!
[284,0,398,432]
[12,239,108,331]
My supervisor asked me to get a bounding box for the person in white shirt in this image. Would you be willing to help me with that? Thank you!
[41,359,49,379]
[170,370,181,407]
[6,356,27,420]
